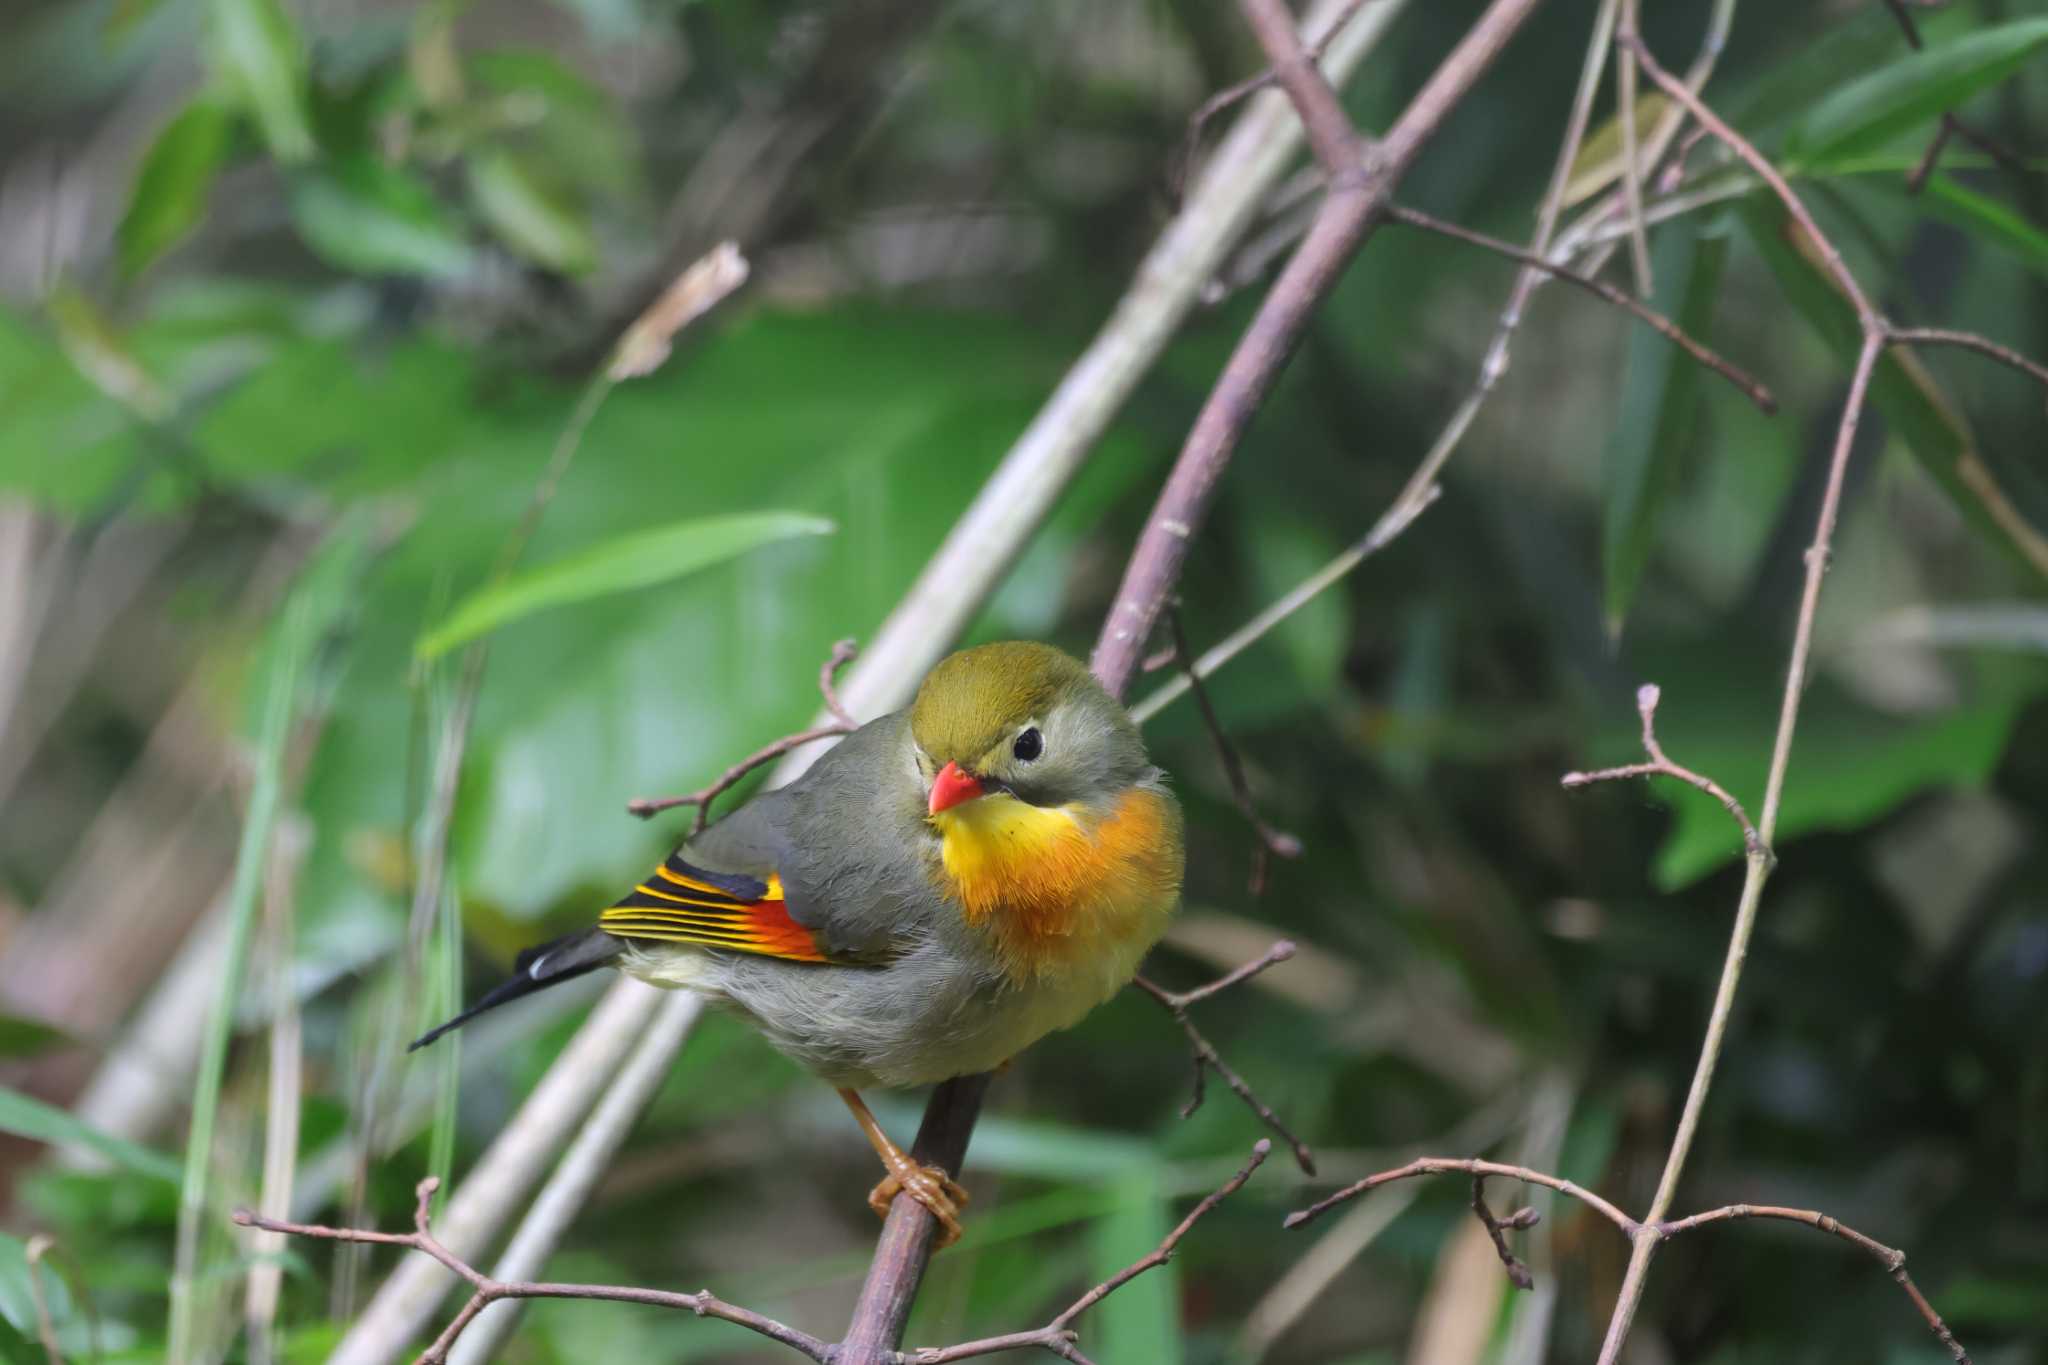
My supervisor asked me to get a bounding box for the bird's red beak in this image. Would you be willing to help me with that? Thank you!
[928,760,984,816]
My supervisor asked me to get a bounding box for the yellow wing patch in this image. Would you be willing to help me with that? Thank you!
[600,859,827,964]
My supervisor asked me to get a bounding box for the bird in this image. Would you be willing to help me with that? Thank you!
[410,640,1184,1245]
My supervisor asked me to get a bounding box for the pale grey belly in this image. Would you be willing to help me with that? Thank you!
[626,940,1114,1090]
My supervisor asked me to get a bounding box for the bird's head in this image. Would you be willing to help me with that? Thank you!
[908,640,1146,826]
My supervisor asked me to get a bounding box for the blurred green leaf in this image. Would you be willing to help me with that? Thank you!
[1786,17,2048,167]
[417,510,836,659]
[45,284,172,421]
[0,1015,71,1060]
[289,156,475,279]
[208,0,313,162]
[466,150,597,275]
[471,49,638,194]
[1920,174,2048,283]
[1241,510,1347,694]
[1603,222,1729,633]
[117,100,236,278]
[1739,196,2048,579]
[0,1087,179,1182]
[1088,1167,1181,1365]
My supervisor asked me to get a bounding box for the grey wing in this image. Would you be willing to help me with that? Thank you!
[687,709,934,963]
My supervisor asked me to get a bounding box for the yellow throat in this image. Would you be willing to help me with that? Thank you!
[930,787,1180,980]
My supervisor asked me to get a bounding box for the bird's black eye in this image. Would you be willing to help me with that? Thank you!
[1012,727,1043,762]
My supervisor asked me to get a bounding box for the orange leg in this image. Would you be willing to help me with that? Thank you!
[837,1088,970,1248]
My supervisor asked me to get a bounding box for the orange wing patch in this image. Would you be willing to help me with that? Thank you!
[600,856,827,964]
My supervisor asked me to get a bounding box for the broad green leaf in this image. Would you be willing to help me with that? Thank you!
[0,1086,179,1182]
[1739,197,2048,579]
[1242,509,1347,693]
[117,99,236,278]
[208,0,313,162]
[467,150,597,275]
[1786,18,2048,168]
[1727,3,1971,143]
[289,156,474,279]
[1603,221,1730,632]
[45,284,172,420]
[417,510,835,659]
[1921,174,2048,283]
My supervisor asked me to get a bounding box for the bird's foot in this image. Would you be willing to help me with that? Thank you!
[867,1161,970,1248]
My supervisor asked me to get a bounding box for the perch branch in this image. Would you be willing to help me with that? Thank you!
[236,1179,832,1365]
[1162,607,1303,895]
[627,639,860,832]
[1561,682,1766,862]
[1090,0,1543,700]
[1133,942,1316,1175]
[900,1141,1271,1365]
[1887,327,2048,394]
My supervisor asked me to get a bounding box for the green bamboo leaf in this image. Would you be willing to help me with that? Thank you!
[1920,174,2048,282]
[289,156,475,279]
[1088,1167,1182,1365]
[1738,197,2048,578]
[208,0,313,163]
[117,99,236,278]
[467,150,597,275]
[0,1086,180,1182]
[1603,222,1730,633]
[417,511,835,660]
[1786,17,2048,168]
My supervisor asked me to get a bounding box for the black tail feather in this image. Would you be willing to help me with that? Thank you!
[408,928,620,1051]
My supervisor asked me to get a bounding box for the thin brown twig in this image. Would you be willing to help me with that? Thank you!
[627,639,861,832]
[1164,607,1303,895]
[1585,28,2038,1362]
[236,1179,833,1365]
[1132,943,1316,1175]
[1888,327,2048,394]
[1561,682,1768,863]
[1282,1157,1970,1362]
[901,1141,1271,1365]
[1386,204,1777,412]
[1173,0,1375,201]
[1878,0,2029,197]
[1470,1175,1539,1291]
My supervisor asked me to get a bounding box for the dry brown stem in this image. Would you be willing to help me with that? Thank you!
[239,1147,1270,1365]
[1133,942,1316,1175]
[627,638,860,832]
[1561,681,1767,863]
[235,1178,834,1365]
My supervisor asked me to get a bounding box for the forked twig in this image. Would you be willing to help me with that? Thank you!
[1470,1175,1540,1292]
[1562,682,1767,863]
[628,639,861,832]
[1133,943,1316,1175]
[902,1141,1271,1365]
[235,1179,833,1365]
[1282,1158,1970,1362]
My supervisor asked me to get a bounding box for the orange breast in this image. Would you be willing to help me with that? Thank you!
[936,787,1182,979]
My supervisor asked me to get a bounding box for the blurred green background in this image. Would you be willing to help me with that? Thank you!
[1,0,2046,1361]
